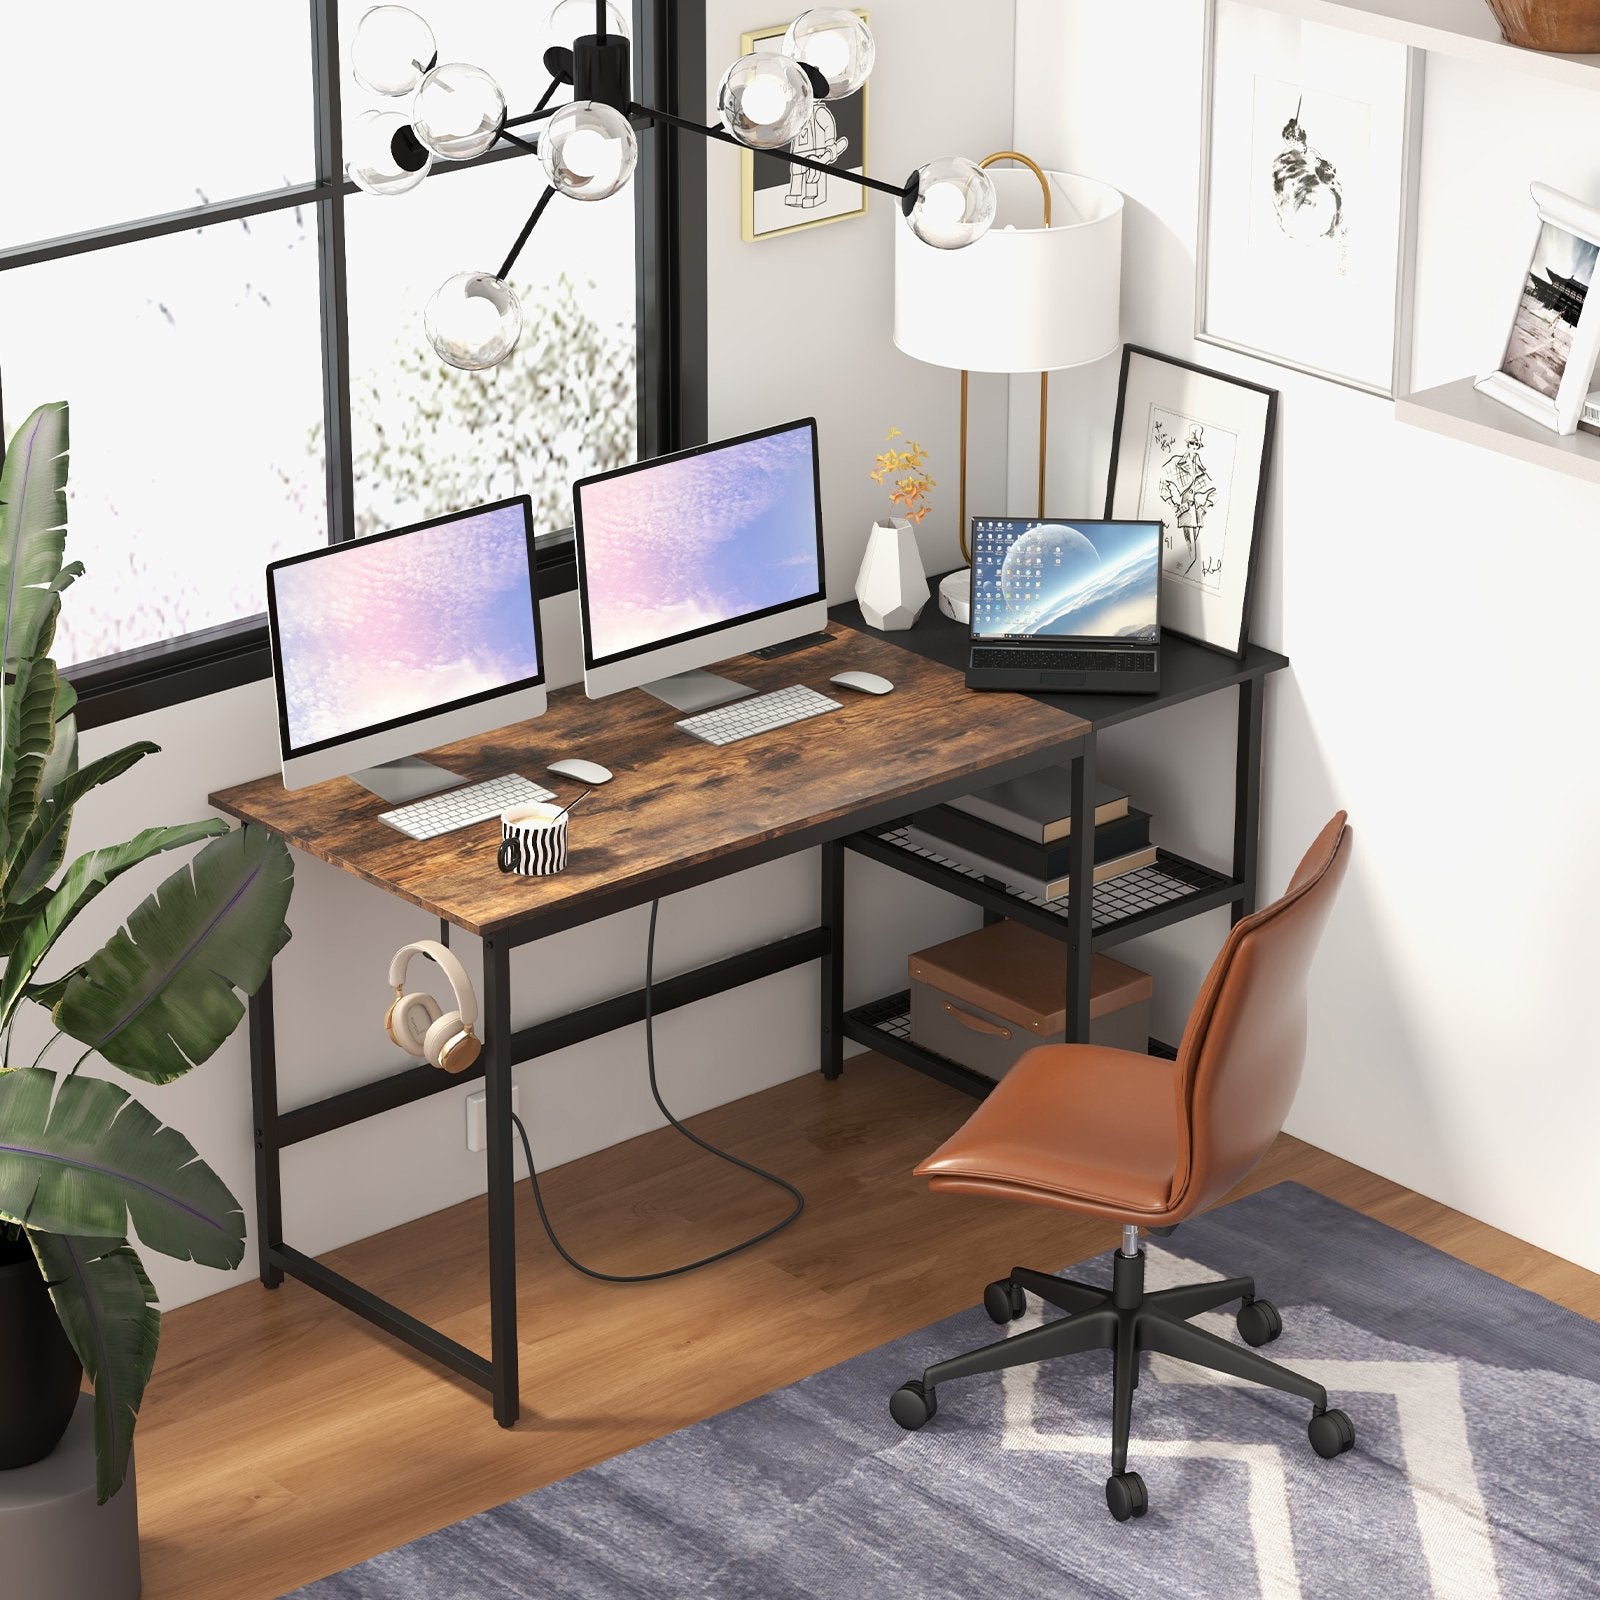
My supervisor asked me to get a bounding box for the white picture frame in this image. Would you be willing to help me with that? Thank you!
[1105,346,1278,660]
[1196,0,1423,399]
[1475,182,1600,437]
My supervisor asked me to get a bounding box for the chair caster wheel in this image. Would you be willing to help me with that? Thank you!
[1105,1470,1148,1522]
[983,1279,1027,1324]
[890,1380,937,1431]
[1237,1297,1283,1347]
[1308,1408,1355,1459]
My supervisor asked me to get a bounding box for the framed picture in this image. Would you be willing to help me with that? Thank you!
[1474,183,1600,436]
[740,14,868,243]
[1196,0,1423,398]
[1104,346,1277,659]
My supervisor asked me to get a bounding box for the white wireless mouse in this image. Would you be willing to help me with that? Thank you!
[830,670,895,696]
[548,757,614,785]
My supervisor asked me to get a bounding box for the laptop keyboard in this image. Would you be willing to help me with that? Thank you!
[970,646,1157,674]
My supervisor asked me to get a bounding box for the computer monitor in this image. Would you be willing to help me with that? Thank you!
[266,496,547,798]
[571,418,828,712]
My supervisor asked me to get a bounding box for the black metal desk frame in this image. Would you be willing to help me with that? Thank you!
[247,617,1286,1427]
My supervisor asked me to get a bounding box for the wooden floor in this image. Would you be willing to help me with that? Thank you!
[137,1053,1600,1599]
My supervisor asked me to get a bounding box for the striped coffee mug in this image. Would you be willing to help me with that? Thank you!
[498,802,569,876]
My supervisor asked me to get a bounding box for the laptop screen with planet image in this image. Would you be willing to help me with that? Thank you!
[970,518,1162,643]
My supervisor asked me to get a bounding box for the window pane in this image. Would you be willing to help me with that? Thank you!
[0,211,327,666]
[1,3,313,249]
[344,156,637,539]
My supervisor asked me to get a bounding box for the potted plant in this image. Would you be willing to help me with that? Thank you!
[855,426,935,630]
[0,400,294,1504]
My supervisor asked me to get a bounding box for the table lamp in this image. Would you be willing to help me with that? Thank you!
[893,152,1123,621]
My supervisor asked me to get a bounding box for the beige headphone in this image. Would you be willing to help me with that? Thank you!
[385,940,481,1074]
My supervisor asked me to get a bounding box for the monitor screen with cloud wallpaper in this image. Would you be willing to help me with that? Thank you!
[970,517,1162,643]
[268,496,544,779]
[573,419,825,669]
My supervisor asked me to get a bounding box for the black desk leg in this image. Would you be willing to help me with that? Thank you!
[482,936,520,1427]
[1064,737,1097,1043]
[820,841,844,1079]
[248,971,284,1289]
[1233,676,1264,923]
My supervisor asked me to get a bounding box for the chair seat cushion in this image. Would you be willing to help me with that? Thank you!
[915,1044,1178,1219]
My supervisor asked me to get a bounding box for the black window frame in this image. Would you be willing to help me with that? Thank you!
[0,0,706,732]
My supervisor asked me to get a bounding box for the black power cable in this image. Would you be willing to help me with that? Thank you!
[509,897,805,1282]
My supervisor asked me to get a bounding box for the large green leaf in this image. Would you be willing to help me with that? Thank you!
[53,825,293,1084]
[0,654,61,862]
[3,739,159,905]
[0,821,227,1029]
[0,402,71,682]
[0,1069,244,1267]
[30,1229,159,1505]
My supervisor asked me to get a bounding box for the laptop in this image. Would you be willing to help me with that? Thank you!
[966,516,1163,694]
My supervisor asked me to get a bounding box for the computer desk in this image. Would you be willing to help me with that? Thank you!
[209,612,1286,1427]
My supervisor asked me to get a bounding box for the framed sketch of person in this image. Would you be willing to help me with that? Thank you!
[1105,346,1278,659]
[1474,183,1600,436]
[1196,0,1424,398]
[740,14,869,243]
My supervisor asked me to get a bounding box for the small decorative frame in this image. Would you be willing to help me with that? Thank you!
[1196,0,1424,399]
[1104,346,1278,659]
[1475,182,1600,436]
[740,13,869,243]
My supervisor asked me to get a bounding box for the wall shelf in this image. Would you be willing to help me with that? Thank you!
[1396,376,1600,487]
[1239,0,1600,90]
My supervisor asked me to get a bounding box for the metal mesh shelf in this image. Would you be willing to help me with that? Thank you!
[857,824,1237,940]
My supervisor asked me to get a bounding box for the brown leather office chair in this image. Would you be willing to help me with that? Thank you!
[889,812,1353,1523]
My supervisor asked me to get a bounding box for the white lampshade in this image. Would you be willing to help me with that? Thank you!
[894,169,1123,372]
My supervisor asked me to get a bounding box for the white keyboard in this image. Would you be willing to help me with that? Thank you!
[675,684,842,747]
[379,773,555,841]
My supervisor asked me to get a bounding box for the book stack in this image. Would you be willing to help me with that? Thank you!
[905,767,1153,902]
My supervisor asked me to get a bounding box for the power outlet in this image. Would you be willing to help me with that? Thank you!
[465,1085,520,1153]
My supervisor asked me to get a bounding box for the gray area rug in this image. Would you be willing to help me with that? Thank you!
[291,1183,1600,1598]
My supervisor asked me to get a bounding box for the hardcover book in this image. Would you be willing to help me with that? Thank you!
[946,766,1130,844]
[905,824,1158,901]
[910,804,1152,880]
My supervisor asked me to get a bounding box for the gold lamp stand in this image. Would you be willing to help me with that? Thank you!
[957,151,1053,565]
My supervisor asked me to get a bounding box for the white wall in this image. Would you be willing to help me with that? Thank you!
[17,1,1017,1312]
[1014,0,1600,1271]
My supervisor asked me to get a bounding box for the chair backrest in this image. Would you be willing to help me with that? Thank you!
[1166,812,1351,1218]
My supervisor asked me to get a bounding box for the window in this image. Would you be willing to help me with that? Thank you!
[0,0,697,726]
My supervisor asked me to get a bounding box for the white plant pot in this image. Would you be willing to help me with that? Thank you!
[854,518,929,631]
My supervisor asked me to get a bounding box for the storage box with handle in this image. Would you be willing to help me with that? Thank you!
[909,919,1152,1081]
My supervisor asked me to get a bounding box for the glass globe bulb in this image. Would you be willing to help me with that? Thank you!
[904,157,998,250]
[717,53,813,150]
[546,0,630,41]
[782,8,875,99]
[539,101,638,200]
[352,5,437,98]
[347,110,432,195]
[411,61,506,160]
[425,272,522,370]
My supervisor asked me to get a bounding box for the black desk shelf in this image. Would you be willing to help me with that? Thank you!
[829,592,1290,1100]
[844,989,1181,1101]
[846,825,1241,951]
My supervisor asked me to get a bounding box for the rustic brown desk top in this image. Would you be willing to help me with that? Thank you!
[209,623,1086,938]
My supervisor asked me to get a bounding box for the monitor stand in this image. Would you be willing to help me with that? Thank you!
[641,669,755,715]
[350,757,463,805]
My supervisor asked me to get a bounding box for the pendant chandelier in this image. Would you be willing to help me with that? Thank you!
[346,3,1002,370]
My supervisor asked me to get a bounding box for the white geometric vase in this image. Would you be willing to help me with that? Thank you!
[854,518,929,631]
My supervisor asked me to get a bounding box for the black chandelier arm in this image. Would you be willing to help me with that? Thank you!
[496,127,540,155]
[498,183,559,281]
[629,101,915,201]
[504,74,567,131]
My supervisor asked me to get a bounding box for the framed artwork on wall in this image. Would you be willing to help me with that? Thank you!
[1196,0,1423,398]
[1475,182,1600,436]
[1104,346,1278,660]
[740,13,869,243]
